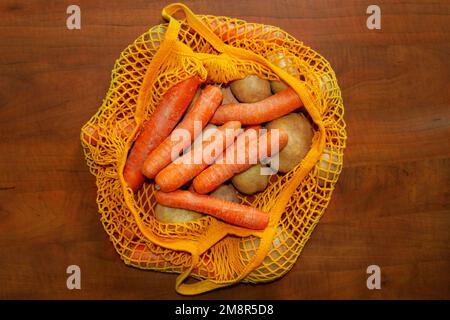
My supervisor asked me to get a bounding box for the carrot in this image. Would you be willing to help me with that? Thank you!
[183,124,218,154]
[221,86,239,105]
[244,125,263,135]
[155,121,241,192]
[210,87,303,125]
[193,128,288,194]
[123,76,201,192]
[155,190,269,230]
[142,85,223,179]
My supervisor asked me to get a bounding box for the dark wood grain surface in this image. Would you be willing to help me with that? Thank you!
[0,0,449,299]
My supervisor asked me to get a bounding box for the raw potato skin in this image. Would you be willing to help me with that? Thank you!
[210,184,240,203]
[318,146,340,187]
[231,164,269,195]
[239,226,297,274]
[230,75,272,103]
[270,80,288,94]
[150,26,167,49]
[154,204,204,223]
[155,184,239,223]
[266,113,313,173]
[267,51,299,94]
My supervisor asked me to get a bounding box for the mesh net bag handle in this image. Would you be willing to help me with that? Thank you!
[156,3,327,295]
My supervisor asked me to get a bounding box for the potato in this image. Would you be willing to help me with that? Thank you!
[148,26,167,49]
[266,113,313,173]
[267,52,299,94]
[154,204,203,223]
[221,86,239,105]
[231,164,269,195]
[239,226,297,275]
[210,184,240,203]
[154,183,240,223]
[270,80,288,94]
[230,75,271,103]
[319,74,332,93]
[317,146,341,187]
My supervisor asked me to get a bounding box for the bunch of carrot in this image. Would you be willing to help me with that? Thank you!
[117,76,302,230]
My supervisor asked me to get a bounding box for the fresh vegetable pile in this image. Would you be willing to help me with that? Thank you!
[81,3,346,295]
[84,76,307,230]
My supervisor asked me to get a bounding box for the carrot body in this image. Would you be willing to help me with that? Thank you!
[123,76,201,192]
[221,86,239,105]
[155,190,269,230]
[244,125,263,135]
[155,121,241,192]
[210,87,303,125]
[193,129,288,194]
[142,85,223,179]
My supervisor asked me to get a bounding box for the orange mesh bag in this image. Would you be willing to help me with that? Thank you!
[80,3,346,295]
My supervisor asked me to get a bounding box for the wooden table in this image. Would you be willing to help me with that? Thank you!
[0,0,449,299]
